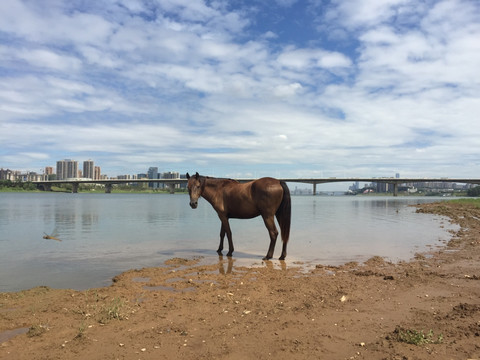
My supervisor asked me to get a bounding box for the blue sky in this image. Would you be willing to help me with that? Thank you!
[1,0,479,182]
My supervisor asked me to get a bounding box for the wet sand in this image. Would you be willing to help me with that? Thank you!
[1,201,480,359]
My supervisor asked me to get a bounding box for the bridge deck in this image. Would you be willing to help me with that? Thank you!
[33,177,480,185]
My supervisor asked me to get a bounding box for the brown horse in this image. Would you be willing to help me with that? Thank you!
[186,172,291,260]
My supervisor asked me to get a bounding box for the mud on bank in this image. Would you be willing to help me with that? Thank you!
[1,201,480,359]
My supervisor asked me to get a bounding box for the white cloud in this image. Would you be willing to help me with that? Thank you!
[16,48,82,72]
[273,83,302,97]
[116,0,147,13]
[277,48,351,70]
[328,0,412,30]
[316,52,352,68]
[78,46,122,68]
[0,1,114,46]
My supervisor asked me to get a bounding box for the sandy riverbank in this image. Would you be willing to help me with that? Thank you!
[1,201,480,359]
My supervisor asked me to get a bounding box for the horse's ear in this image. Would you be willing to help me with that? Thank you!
[186,173,190,179]
[195,172,199,179]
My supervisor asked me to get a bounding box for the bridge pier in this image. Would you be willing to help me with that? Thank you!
[105,184,113,193]
[313,183,317,195]
[167,183,175,194]
[71,183,79,193]
[37,183,52,191]
[393,183,398,197]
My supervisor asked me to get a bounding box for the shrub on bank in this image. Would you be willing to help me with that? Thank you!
[467,186,480,197]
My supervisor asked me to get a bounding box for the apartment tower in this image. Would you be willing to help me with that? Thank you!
[56,159,78,180]
[83,160,95,180]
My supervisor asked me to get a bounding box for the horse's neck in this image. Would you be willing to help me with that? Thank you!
[202,178,227,206]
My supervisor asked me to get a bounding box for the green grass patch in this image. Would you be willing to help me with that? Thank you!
[27,324,47,337]
[99,297,127,324]
[447,198,480,208]
[393,327,443,345]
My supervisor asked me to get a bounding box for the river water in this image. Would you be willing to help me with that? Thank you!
[0,192,456,292]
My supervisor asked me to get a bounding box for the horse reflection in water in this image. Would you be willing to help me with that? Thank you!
[186,172,291,260]
[219,257,234,275]
[217,257,287,275]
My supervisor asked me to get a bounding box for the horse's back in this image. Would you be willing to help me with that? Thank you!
[221,177,283,218]
[252,177,283,193]
[251,177,284,210]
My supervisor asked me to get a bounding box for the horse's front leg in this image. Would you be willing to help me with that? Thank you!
[218,216,234,257]
[217,223,226,255]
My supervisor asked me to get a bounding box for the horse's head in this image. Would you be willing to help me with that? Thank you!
[186,172,203,209]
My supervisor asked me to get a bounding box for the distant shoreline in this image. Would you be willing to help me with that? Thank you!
[0,188,470,197]
[0,187,188,194]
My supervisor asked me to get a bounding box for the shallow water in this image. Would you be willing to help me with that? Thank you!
[0,192,456,292]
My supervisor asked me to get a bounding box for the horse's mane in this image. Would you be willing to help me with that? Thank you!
[203,176,239,184]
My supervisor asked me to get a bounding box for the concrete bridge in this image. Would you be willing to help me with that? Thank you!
[279,178,480,196]
[33,177,480,196]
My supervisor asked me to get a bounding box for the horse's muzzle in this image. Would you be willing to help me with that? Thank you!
[190,201,198,209]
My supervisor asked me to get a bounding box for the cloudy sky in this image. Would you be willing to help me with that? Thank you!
[1,0,479,181]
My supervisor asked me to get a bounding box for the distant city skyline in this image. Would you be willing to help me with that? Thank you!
[2,160,478,195]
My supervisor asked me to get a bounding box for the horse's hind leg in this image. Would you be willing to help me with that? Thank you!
[279,241,287,261]
[262,215,279,260]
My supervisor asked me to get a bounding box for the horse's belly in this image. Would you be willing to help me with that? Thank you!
[228,207,260,219]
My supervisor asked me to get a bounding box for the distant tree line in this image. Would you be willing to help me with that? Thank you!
[0,180,37,191]
[467,186,480,197]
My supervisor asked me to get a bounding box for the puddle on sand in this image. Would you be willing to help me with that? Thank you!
[0,327,29,343]
[442,249,460,254]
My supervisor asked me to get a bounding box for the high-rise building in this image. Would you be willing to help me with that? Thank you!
[56,161,65,180]
[162,171,181,189]
[148,167,159,188]
[162,171,180,179]
[44,166,53,180]
[94,166,101,180]
[69,160,79,179]
[83,160,94,179]
[56,159,78,180]
[0,168,14,180]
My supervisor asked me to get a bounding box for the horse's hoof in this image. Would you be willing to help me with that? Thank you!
[263,256,272,261]
[279,256,285,261]
[226,252,233,257]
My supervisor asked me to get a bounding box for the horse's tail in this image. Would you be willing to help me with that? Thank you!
[276,181,291,244]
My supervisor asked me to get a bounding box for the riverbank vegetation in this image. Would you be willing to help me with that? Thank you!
[0,180,39,191]
[467,185,480,197]
[449,198,480,208]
